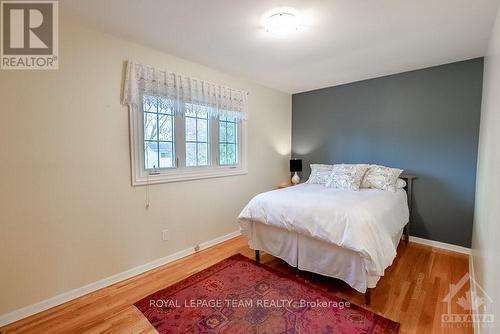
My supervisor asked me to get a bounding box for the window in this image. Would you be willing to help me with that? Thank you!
[129,95,247,185]
[123,61,248,185]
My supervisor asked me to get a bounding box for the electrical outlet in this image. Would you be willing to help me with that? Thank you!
[162,229,169,241]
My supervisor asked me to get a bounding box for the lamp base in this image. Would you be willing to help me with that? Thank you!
[291,172,300,185]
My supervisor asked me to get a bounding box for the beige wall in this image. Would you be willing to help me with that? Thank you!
[0,20,291,314]
[472,4,500,334]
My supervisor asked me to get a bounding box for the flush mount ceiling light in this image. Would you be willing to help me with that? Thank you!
[263,8,302,35]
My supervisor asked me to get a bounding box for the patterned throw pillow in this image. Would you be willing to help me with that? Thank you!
[306,164,334,185]
[325,164,369,191]
[361,165,403,192]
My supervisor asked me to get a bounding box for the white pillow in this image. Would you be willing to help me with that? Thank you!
[306,164,334,185]
[396,178,406,189]
[361,165,403,192]
[325,164,369,191]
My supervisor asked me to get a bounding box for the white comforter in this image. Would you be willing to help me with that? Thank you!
[238,184,409,277]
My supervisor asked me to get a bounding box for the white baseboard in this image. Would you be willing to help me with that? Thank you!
[0,231,471,327]
[0,230,242,327]
[407,236,471,255]
[198,230,241,251]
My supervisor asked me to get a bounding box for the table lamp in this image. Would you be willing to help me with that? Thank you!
[290,159,302,185]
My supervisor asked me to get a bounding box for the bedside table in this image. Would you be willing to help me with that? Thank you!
[277,182,294,189]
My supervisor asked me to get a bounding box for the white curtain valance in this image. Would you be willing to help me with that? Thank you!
[122,60,248,120]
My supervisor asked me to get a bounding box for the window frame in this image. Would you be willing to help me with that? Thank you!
[129,95,247,186]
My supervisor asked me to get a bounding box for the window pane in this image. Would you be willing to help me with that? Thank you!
[197,143,208,166]
[227,144,237,165]
[159,142,174,168]
[197,109,208,119]
[219,121,227,142]
[185,117,197,141]
[144,113,157,140]
[142,96,177,171]
[197,118,208,142]
[226,122,236,143]
[185,106,210,167]
[144,141,159,169]
[186,142,197,167]
[143,96,158,113]
[219,116,239,166]
[158,97,174,114]
[158,115,173,141]
[185,104,197,117]
[219,144,227,165]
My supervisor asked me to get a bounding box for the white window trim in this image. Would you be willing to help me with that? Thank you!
[129,98,248,186]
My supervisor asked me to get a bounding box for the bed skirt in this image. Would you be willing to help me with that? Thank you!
[241,220,404,293]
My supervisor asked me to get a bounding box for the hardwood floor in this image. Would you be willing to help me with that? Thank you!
[0,236,472,334]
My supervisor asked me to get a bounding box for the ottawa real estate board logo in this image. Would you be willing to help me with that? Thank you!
[1,0,58,69]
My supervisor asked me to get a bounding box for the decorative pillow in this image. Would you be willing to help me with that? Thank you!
[396,178,406,189]
[325,164,369,191]
[306,164,334,185]
[361,165,403,192]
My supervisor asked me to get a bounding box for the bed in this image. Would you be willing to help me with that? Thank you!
[237,174,414,304]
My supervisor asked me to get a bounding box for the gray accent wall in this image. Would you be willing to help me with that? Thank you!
[292,58,484,248]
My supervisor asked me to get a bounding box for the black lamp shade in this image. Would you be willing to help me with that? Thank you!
[290,159,302,172]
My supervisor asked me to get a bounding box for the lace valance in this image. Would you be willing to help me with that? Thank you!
[122,60,248,120]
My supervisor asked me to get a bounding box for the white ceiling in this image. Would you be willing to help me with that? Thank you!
[62,0,499,94]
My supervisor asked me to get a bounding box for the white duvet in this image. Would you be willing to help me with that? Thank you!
[238,184,409,277]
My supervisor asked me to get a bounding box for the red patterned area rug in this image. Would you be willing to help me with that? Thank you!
[135,254,399,334]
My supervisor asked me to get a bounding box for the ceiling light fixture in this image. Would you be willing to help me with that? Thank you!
[263,9,302,35]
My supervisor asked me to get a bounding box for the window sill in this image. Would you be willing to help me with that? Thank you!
[132,167,248,186]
